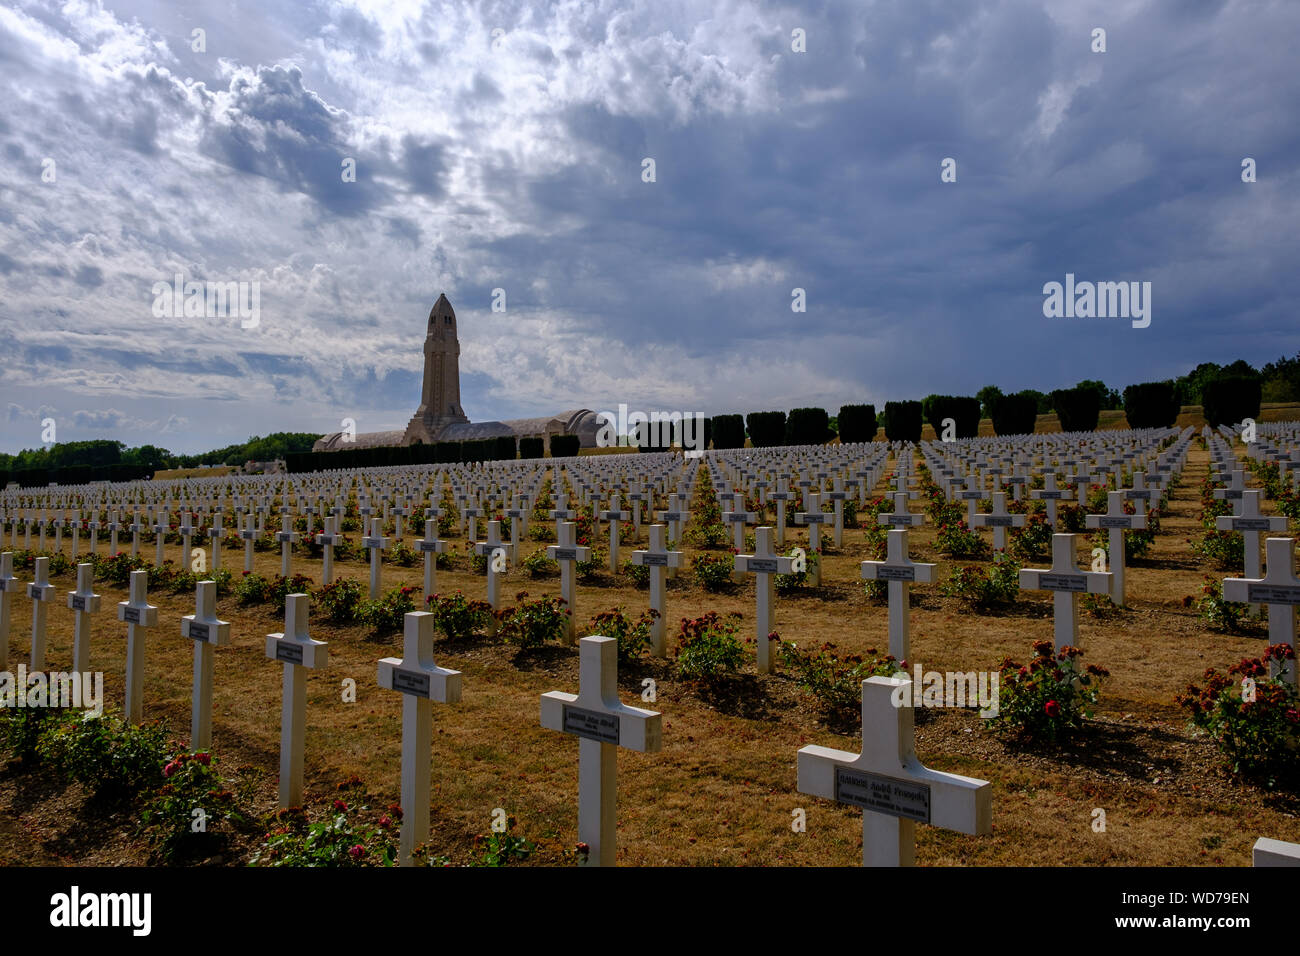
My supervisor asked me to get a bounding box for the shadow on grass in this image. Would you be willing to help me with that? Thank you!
[689,674,780,721]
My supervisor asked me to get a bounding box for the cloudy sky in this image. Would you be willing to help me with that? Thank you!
[0,0,1296,454]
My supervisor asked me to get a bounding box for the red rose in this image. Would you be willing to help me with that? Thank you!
[194,752,211,766]
[348,844,365,860]
[1044,700,1061,718]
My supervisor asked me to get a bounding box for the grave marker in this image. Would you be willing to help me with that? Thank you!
[181,580,232,750]
[116,570,159,724]
[797,676,991,866]
[266,594,328,807]
[378,612,462,865]
[540,635,662,866]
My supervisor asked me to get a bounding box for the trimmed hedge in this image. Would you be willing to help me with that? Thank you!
[922,395,981,439]
[712,414,745,450]
[990,392,1040,436]
[785,407,831,446]
[492,435,517,461]
[746,411,787,447]
[883,401,922,443]
[1201,376,1262,427]
[549,433,581,458]
[519,436,544,459]
[837,404,877,444]
[1123,381,1181,429]
[1050,386,1101,433]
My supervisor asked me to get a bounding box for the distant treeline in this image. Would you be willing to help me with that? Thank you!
[0,433,321,488]
[284,434,582,473]
[5,353,1293,485]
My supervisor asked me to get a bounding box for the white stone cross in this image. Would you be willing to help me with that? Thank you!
[767,479,794,547]
[540,635,662,867]
[724,499,757,581]
[181,580,232,750]
[27,556,57,671]
[734,527,794,674]
[202,512,222,572]
[1030,473,1073,529]
[180,510,194,564]
[825,477,850,547]
[152,508,168,566]
[1018,534,1111,651]
[548,491,576,540]
[860,528,936,661]
[416,517,446,606]
[972,492,1026,552]
[0,552,17,670]
[797,676,992,866]
[1085,491,1147,606]
[275,515,298,579]
[548,521,591,643]
[599,496,631,572]
[474,519,515,629]
[1224,537,1300,684]
[266,593,328,807]
[239,512,257,573]
[630,524,683,656]
[129,509,144,559]
[877,491,925,530]
[504,495,528,555]
[656,493,690,548]
[957,476,984,526]
[461,496,484,542]
[362,517,389,599]
[1216,490,1285,617]
[378,611,462,865]
[116,570,159,724]
[1124,472,1160,517]
[66,562,101,674]
[795,491,831,587]
[1213,469,1247,502]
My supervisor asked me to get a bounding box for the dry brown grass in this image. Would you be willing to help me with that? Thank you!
[1,442,1296,866]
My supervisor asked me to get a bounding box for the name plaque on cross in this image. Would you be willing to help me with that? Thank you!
[985,516,1014,527]
[123,607,142,624]
[1039,574,1086,592]
[1247,584,1300,603]
[641,553,668,566]
[747,558,779,573]
[562,704,621,744]
[1099,517,1131,529]
[391,668,432,697]
[552,547,578,561]
[1232,518,1277,531]
[275,642,304,665]
[835,768,932,823]
[70,595,88,611]
[417,540,442,553]
[876,566,917,582]
[187,622,210,641]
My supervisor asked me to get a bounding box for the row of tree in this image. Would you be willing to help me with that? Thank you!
[284,433,583,474]
[0,433,322,476]
[6,354,1291,482]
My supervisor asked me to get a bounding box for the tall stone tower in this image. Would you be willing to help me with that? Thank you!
[403,293,470,444]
